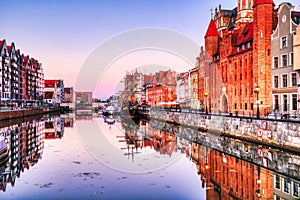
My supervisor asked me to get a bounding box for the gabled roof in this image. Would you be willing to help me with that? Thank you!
[126,74,133,79]
[253,0,274,8]
[230,23,253,56]
[143,75,152,83]
[0,40,5,52]
[204,20,219,38]
[228,7,238,30]
[235,23,253,46]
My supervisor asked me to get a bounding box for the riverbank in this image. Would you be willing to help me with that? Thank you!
[149,109,300,152]
[0,107,61,121]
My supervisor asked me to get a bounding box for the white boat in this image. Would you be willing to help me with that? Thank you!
[103,106,115,116]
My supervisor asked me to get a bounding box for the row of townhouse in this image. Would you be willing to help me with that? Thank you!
[120,70,177,107]
[0,39,44,106]
[194,1,300,117]
[271,2,300,115]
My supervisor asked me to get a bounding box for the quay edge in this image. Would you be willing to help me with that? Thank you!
[149,110,300,153]
[0,107,61,121]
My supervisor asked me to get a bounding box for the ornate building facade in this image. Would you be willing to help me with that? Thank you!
[203,0,275,116]
[271,2,300,115]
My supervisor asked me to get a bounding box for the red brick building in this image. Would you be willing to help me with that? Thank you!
[191,143,273,200]
[147,70,176,106]
[203,0,275,116]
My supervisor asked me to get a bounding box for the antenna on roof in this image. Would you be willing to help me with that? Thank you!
[210,7,213,20]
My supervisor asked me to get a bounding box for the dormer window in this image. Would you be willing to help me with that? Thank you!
[237,47,240,52]
[242,45,245,51]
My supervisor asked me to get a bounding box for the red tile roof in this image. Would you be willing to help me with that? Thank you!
[7,46,11,52]
[253,0,274,7]
[230,23,253,56]
[235,23,253,46]
[143,75,152,83]
[205,20,219,38]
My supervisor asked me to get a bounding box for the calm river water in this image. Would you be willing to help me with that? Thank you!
[0,113,299,200]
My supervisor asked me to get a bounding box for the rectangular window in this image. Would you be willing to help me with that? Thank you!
[290,52,294,65]
[294,182,299,197]
[245,103,248,110]
[274,76,279,88]
[283,95,288,112]
[281,36,288,49]
[282,54,288,67]
[292,94,298,111]
[275,175,281,189]
[274,195,280,200]
[282,74,288,87]
[291,73,297,87]
[273,57,279,68]
[274,95,279,110]
[284,179,291,194]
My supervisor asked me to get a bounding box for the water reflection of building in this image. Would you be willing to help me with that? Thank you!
[64,117,74,128]
[120,118,177,158]
[75,92,93,115]
[152,130,176,157]
[45,116,64,139]
[273,173,300,200]
[191,142,274,200]
[0,119,45,191]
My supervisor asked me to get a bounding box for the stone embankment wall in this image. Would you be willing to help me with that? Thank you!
[149,109,300,149]
[0,108,60,121]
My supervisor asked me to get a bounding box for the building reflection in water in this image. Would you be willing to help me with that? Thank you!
[0,115,66,191]
[45,116,65,139]
[119,118,180,162]
[1,114,300,199]
[190,136,300,200]
[148,118,300,200]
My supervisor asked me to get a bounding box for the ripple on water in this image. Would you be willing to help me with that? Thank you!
[40,183,54,188]
[71,172,101,179]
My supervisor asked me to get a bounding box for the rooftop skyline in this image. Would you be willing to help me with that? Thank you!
[2,0,299,100]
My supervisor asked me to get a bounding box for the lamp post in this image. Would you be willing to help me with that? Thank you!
[204,91,209,115]
[254,86,260,118]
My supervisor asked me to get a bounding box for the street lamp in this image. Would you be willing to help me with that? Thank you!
[204,91,209,115]
[254,86,260,118]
